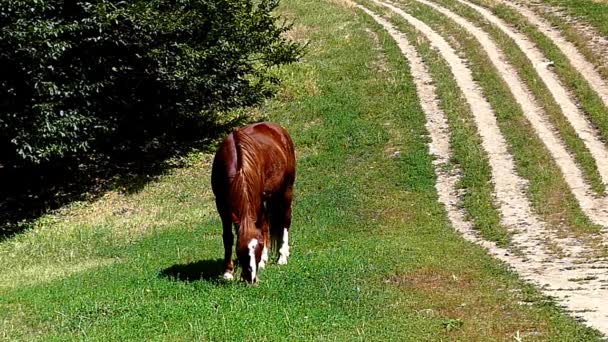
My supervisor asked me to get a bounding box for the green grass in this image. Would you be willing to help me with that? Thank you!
[0,0,604,340]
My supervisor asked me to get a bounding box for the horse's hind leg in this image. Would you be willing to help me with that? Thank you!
[258,216,270,269]
[217,201,235,280]
[276,186,293,265]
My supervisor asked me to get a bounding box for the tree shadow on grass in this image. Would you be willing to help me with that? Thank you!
[160,258,225,282]
[0,116,248,241]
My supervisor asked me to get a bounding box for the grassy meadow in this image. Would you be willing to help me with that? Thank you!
[0,0,605,340]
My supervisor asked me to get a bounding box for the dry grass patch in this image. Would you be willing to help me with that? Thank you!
[366,28,392,75]
[276,67,320,101]
[0,304,49,341]
[359,195,418,226]
[387,266,549,340]
[296,145,321,160]
[285,23,315,44]
[329,0,356,9]
[0,258,116,289]
[387,266,475,293]
[385,266,546,341]
[382,121,405,158]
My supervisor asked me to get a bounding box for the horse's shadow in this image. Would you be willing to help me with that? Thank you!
[159,258,225,282]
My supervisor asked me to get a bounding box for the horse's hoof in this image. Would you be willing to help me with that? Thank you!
[223,272,234,280]
[278,255,288,265]
[259,247,268,269]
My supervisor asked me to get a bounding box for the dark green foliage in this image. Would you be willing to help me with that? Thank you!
[0,0,300,164]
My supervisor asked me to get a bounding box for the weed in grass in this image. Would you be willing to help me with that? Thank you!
[442,318,464,332]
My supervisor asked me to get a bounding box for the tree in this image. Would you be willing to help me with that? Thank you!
[0,0,300,165]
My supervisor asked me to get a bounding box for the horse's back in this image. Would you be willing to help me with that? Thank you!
[242,122,296,191]
[241,122,295,159]
[240,121,294,162]
[212,122,295,195]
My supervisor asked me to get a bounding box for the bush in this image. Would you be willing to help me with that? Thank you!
[0,0,300,165]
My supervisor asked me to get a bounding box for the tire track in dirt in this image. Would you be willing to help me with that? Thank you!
[372,0,559,260]
[499,0,608,108]
[526,0,608,76]
[353,3,501,251]
[455,0,608,196]
[411,0,608,230]
[353,0,608,335]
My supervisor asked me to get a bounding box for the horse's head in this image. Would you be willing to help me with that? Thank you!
[236,232,264,283]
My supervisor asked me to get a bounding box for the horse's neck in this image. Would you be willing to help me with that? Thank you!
[236,196,261,248]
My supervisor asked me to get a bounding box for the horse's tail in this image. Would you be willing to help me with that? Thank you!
[230,129,262,231]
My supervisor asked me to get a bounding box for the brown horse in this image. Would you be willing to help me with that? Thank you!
[211,122,296,283]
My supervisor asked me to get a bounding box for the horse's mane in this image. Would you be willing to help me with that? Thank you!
[231,129,263,240]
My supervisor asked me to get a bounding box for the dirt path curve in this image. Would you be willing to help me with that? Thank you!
[525,0,608,72]
[456,0,608,194]
[412,0,608,229]
[375,0,562,260]
[353,0,608,335]
[499,0,608,107]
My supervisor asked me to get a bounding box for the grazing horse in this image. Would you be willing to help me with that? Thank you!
[211,122,296,283]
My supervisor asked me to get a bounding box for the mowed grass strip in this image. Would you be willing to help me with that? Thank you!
[391,0,603,241]
[431,0,608,197]
[0,0,604,340]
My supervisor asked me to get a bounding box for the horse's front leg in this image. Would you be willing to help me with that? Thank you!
[258,213,270,269]
[277,186,293,265]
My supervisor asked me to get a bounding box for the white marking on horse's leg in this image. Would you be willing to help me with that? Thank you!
[223,272,234,281]
[258,246,268,269]
[248,239,258,282]
[278,228,290,265]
